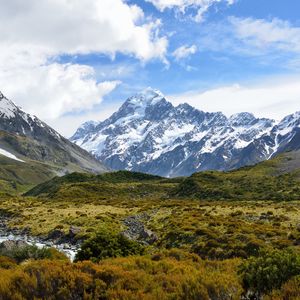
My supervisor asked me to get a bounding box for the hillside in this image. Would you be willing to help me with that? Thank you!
[0,91,108,192]
[25,151,300,201]
[24,170,173,199]
[1,151,300,299]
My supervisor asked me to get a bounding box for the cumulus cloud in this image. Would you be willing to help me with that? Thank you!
[146,0,236,22]
[168,77,300,120]
[172,44,197,60]
[0,64,120,120]
[0,0,168,135]
[0,0,168,62]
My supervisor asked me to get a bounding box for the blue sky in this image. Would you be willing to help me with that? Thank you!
[0,0,300,136]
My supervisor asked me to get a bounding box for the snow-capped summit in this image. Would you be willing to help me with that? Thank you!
[127,87,165,107]
[229,112,256,126]
[0,91,19,119]
[71,88,300,177]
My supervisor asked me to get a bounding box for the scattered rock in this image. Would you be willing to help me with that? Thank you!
[122,213,158,245]
[0,240,28,252]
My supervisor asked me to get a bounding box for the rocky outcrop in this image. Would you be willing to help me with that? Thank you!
[122,214,158,245]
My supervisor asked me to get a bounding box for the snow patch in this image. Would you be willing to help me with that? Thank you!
[0,148,25,162]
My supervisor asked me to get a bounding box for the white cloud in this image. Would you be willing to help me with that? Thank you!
[0,0,168,62]
[229,17,300,53]
[0,63,120,120]
[0,0,168,135]
[168,77,300,120]
[48,103,121,138]
[172,44,197,60]
[146,0,236,22]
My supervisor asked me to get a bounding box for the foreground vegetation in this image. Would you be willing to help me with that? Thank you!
[0,154,300,299]
[0,248,299,299]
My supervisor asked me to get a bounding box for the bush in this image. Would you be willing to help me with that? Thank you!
[0,245,68,263]
[265,275,300,300]
[239,249,300,296]
[0,256,17,269]
[75,230,144,262]
[0,251,243,300]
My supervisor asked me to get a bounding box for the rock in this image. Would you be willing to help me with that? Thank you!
[296,224,300,232]
[46,229,65,241]
[140,228,158,244]
[0,240,28,252]
[69,226,81,238]
[122,214,158,245]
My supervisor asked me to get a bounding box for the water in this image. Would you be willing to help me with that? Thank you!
[0,233,78,261]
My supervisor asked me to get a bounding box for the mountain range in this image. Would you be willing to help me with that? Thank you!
[71,88,300,177]
[0,91,107,190]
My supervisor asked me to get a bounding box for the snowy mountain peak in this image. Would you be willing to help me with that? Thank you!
[0,91,18,119]
[229,112,256,126]
[126,87,165,107]
[71,88,300,177]
[276,111,300,134]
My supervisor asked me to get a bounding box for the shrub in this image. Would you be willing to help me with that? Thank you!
[239,249,300,296]
[75,230,144,262]
[0,256,17,269]
[0,251,243,300]
[0,245,68,263]
[265,275,300,300]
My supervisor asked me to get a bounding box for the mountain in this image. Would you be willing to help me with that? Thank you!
[0,91,107,191]
[71,88,300,177]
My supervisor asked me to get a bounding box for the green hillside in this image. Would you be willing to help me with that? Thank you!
[0,156,56,194]
[24,170,176,199]
[25,152,300,201]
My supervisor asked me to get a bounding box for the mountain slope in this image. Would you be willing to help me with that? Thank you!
[0,91,108,191]
[25,151,300,201]
[71,88,300,177]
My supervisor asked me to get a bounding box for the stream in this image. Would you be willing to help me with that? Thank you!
[0,216,79,261]
[0,233,79,261]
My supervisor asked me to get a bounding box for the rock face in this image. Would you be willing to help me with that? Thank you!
[71,88,300,177]
[0,91,107,174]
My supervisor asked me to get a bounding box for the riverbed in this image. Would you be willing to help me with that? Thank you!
[0,232,79,261]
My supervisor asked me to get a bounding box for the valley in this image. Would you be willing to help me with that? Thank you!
[0,152,300,298]
[0,91,300,299]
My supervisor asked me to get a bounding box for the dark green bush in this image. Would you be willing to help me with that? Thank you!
[239,249,300,296]
[75,230,144,262]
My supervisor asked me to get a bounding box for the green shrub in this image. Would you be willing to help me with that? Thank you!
[75,230,144,262]
[239,249,300,296]
[0,245,67,263]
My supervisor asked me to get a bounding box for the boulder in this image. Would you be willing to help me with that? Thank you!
[46,229,65,241]
[0,240,28,252]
